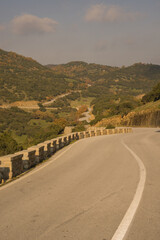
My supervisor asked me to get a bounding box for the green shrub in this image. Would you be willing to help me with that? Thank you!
[0,133,23,156]
[106,124,115,129]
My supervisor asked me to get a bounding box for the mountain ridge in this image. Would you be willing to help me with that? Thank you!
[1,48,160,104]
[0,49,70,103]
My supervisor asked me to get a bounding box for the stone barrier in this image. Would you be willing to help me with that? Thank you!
[0,170,2,184]
[50,139,57,154]
[57,137,63,149]
[62,136,68,146]
[28,144,45,164]
[114,128,119,134]
[43,141,52,158]
[118,128,123,134]
[128,128,133,133]
[19,149,36,171]
[89,130,95,137]
[0,153,23,180]
[66,134,72,144]
[76,132,79,140]
[0,127,132,184]
[71,133,75,141]
[84,131,90,138]
[96,129,101,136]
[108,129,114,134]
[78,132,84,139]
[0,167,9,183]
[54,138,59,151]
[102,129,106,135]
[73,132,79,140]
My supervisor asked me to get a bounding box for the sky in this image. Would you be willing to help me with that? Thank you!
[0,0,160,66]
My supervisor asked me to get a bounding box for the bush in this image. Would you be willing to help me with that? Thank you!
[106,124,115,129]
[0,133,23,156]
[142,82,160,103]
[72,123,86,132]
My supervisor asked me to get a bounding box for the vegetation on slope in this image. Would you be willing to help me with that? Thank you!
[95,82,160,128]
[142,82,160,103]
[47,61,117,85]
[48,61,160,125]
[1,48,160,155]
[0,107,67,156]
[0,49,71,103]
[1,47,160,106]
[48,62,160,98]
[0,103,87,156]
[0,133,22,156]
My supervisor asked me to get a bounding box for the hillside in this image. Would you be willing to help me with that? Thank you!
[95,83,160,128]
[47,61,118,85]
[95,100,160,127]
[142,82,160,103]
[0,106,69,156]
[48,62,160,121]
[1,50,160,155]
[0,49,71,103]
[48,62,160,97]
[1,48,160,105]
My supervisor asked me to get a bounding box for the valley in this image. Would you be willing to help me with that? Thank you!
[0,48,160,156]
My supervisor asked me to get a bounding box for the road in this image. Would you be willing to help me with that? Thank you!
[0,128,160,240]
[1,91,80,109]
[79,107,92,123]
[43,90,80,106]
[15,106,57,110]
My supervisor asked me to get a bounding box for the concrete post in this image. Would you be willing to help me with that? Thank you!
[50,139,57,154]
[29,144,45,163]
[0,153,23,179]
[43,141,52,158]
[79,132,84,139]
[84,131,90,138]
[19,149,36,171]
[90,130,95,137]
[66,135,72,144]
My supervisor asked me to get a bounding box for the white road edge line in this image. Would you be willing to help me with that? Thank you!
[111,141,146,240]
[0,141,79,191]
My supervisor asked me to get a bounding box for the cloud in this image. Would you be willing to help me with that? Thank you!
[11,14,58,35]
[85,4,141,22]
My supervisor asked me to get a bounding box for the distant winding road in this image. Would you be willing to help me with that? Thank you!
[79,107,92,123]
[0,128,160,240]
[43,90,81,106]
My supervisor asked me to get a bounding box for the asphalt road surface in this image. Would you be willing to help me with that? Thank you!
[0,128,160,240]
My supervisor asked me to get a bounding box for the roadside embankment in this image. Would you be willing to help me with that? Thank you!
[96,110,160,128]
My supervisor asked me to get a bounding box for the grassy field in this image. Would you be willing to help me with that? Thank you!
[28,119,52,128]
[70,97,94,108]
[11,132,28,148]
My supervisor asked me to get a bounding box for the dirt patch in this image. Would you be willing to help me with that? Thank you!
[2,101,39,108]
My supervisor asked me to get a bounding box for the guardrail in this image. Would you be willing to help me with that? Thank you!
[0,127,132,184]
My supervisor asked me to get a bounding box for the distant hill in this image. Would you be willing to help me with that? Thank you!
[1,48,160,104]
[86,63,160,97]
[48,61,160,123]
[0,49,70,103]
[48,61,160,97]
[46,61,118,84]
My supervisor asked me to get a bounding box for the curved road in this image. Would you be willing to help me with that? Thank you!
[0,128,160,240]
[79,107,92,123]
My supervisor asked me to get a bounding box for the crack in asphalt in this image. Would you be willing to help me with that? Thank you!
[40,188,123,238]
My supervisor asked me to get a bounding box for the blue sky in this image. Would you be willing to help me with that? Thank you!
[0,0,160,66]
